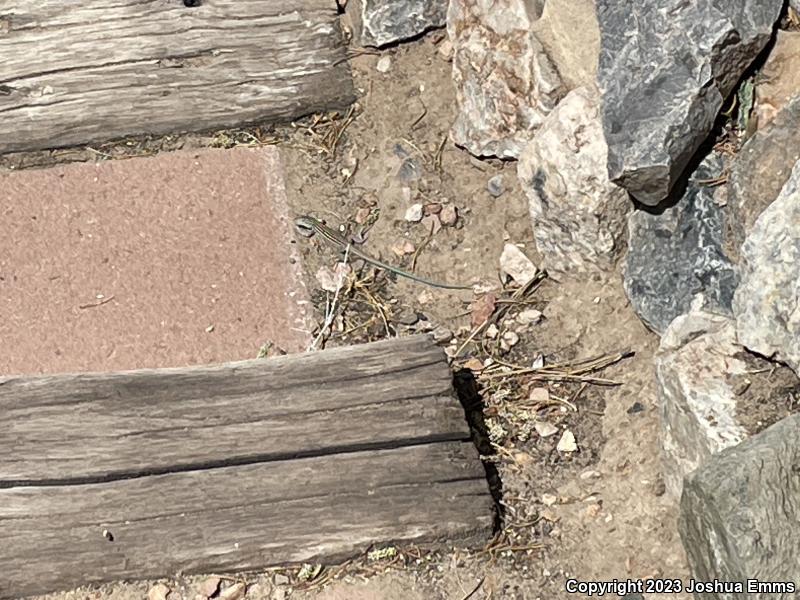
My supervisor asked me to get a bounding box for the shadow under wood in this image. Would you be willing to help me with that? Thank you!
[453,367,503,532]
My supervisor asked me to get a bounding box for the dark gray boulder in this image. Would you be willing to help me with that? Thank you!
[348,0,447,47]
[623,152,738,334]
[680,414,800,599]
[598,0,783,206]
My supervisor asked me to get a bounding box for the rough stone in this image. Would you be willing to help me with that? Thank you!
[680,414,800,598]
[499,243,538,286]
[447,0,566,159]
[518,87,630,274]
[725,100,800,257]
[529,0,600,90]
[598,0,784,205]
[376,55,392,73]
[487,174,505,198]
[734,159,800,375]
[404,203,424,222]
[623,152,738,334]
[655,305,749,499]
[348,0,447,47]
[753,31,800,128]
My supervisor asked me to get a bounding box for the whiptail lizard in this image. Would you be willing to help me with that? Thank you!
[294,215,473,290]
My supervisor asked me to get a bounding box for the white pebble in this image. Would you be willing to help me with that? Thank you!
[404,203,424,222]
[534,421,558,438]
[517,309,543,325]
[376,56,392,73]
[500,243,538,286]
[557,430,578,453]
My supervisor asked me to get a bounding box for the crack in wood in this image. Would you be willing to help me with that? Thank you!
[0,432,474,489]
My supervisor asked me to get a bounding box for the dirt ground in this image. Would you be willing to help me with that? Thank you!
[20,35,691,600]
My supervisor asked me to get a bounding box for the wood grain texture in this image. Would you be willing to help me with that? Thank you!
[0,335,494,597]
[1,443,494,598]
[1,335,464,483]
[0,0,355,154]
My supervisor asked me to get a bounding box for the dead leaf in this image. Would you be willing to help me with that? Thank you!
[471,292,496,328]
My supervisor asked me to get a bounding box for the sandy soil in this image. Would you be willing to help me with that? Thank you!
[20,34,691,600]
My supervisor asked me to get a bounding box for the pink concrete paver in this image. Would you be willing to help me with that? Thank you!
[0,147,312,375]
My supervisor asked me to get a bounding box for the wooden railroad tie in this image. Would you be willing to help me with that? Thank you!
[0,0,356,155]
[0,335,494,598]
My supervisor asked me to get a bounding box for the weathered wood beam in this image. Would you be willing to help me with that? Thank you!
[0,335,494,598]
[0,0,355,154]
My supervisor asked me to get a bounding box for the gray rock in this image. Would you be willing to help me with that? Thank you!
[792,0,800,13]
[656,304,749,499]
[598,0,784,205]
[726,96,800,261]
[734,159,800,375]
[623,152,738,334]
[487,174,505,198]
[393,143,422,183]
[518,86,630,274]
[348,0,447,47]
[680,414,800,599]
[447,0,566,159]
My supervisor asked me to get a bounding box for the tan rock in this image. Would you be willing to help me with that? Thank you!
[754,31,800,127]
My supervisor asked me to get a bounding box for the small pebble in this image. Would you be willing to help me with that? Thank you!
[440,204,458,226]
[501,330,519,350]
[585,504,602,518]
[485,323,500,339]
[534,420,558,438]
[424,202,443,215]
[219,582,246,600]
[517,309,543,325]
[529,387,549,402]
[147,584,170,600]
[580,469,601,480]
[431,326,454,343]
[438,38,454,60]
[557,430,578,453]
[421,214,442,235]
[500,243,538,286]
[404,203,424,222]
[541,493,558,506]
[197,577,221,598]
[315,265,349,293]
[391,240,416,257]
[376,55,392,73]
[396,308,420,326]
[627,401,645,414]
[354,207,372,224]
[412,319,433,332]
[487,174,505,197]
[416,289,435,304]
[463,357,484,372]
